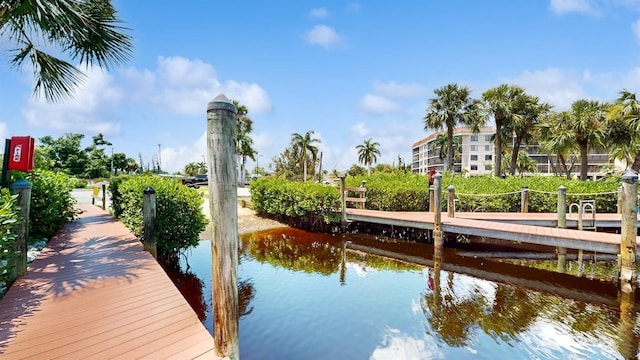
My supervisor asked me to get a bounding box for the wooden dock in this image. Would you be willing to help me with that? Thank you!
[345,209,637,254]
[0,204,217,359]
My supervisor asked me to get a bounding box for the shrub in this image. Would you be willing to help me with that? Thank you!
[69,177,88,188]
[0,190,19,290]
[108,174,131,218]
[250,178,341,228]
[112,175,207,264]
[15,170,77,241]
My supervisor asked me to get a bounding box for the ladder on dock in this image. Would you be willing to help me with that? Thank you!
[569,199,596,231]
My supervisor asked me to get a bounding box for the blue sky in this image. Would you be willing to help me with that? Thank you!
[2,0,640,174]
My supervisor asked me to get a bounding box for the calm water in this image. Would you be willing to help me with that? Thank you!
[175,228,639,359]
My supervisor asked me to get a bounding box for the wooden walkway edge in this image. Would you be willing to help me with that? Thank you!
[346,209,635,254]
[0,204,217,359]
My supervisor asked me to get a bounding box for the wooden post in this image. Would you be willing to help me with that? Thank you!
[207,94,239,359]
[618,280,637,358]
[143,186,157,259]
[433,172,443,248]
[557,185,566,229]
[340,175,347,226]
[101,183,106,210]
[557,247,567,273]
[9,179,31,283]
[429,185,434,212]
[520,186,529,213]
[447,185,455,218]
[360,180,366,209]
[619,170,637,286]
[1,139,11,188]
[617,185,623,214]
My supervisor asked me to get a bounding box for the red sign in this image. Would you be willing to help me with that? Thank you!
[8,136,35,172]
[428,169,436,184]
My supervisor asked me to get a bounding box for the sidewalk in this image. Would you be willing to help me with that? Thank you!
[0,204,216,359]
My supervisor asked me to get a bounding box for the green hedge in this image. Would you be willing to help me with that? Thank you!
[347,171,621,213]
[111,175,207,258]
[0,189,19,288]
[15,170,77,241]
[250,178,341,224]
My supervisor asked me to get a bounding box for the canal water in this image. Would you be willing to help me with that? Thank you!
[173,227,639,359]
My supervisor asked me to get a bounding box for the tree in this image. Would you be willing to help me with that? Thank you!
[110,152,129,175]
[39,133,88,176]
[606,90,640,170]
[345,164,366,177]
[482,84,527,177]
[424,83,484,171]
[538,111,579,178]
[567,100,607,180]
[84,133,112,178]
[508,96,552,175]
[234,100,256,186]
[356,138,381,176]
[430,134,462,164]
[1,0,132,102]
[291,130,321,181]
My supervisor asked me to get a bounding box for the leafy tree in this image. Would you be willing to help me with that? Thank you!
[273,145,303,180]
[424,83,484,171]
[567,100,607,180]
[356,138,381,176]
[83,133,112,178]
[606,90,640,169]
[1,0,133,101]
[234,101,256,186]
[482,84,527,177]
[110,152,130,175]
[291,130,321,181]
[39,133,88,176]
[346,164,366,177]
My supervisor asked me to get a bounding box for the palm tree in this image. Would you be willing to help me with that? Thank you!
[430,134,462,164]
[606,90,640,170]
[424,83,484,171]
[2,0,132,101]
[291,130,321,181]
[356,138,381,175]
[233,101,257,186]
[508,96,552,175]
[568,99,607,180]
[482,84,527,177]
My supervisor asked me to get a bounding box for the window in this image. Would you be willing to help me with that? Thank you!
[470,165,478,170]
[485,154,492,161]
[471,135,478,141]
[470,155,478,161]
[485,135,492,141]
[470,145,477,151]
[485,145,491,151]
[485,164,492,170]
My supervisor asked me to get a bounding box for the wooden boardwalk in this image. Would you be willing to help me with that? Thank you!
[0,204,217,359]
[345,209,638,254]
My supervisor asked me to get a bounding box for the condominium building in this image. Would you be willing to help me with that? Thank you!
[412,127,616,177]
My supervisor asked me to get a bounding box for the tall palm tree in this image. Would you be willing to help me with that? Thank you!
[568,99,607,180]
[538,111,579,178]
[508,96,552,175]
[424,83,484,171]
[430,134,462,165]
[356,138,381,175]
[482,84,527,177]
[606,90,640,170]
[2,0,132,101]
[234,101,256,186]
[291,130,321,181]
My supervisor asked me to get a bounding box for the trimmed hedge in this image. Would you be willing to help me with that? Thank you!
[0,190,19,288]
[250,178,341,228]
[110,175,207,262]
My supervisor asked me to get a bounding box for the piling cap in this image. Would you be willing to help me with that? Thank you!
[10,178,32,190]
[207,94,237,113]
[622,169,638,184]
[433,172,442,179]
[143,186,155,194]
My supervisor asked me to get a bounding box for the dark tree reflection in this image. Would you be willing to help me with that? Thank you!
[167,268,207,321]
[239,278,256,317]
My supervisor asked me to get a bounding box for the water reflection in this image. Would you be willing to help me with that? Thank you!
[176,228,640,359]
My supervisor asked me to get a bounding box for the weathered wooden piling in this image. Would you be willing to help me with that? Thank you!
[429,185,434,212]
[520,186,529,213]
[619,170,637,286]
[447,185,455,218]
[102,183,106,210]
[207,94,239,360]
[556,185,568,273]
[340,175,347,226]
[142,186,157,259]
[433,172,443,248]
[9,179,31,282]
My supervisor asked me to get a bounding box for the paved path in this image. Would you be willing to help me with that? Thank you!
[0,204,217,359]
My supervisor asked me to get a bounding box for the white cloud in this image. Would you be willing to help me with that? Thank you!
[372,81,429,99]
[161,131,207,174]
[346,3,361,12]
[0,122,9,141]
[351,122,370,137]
[507,68,587,110]
[22,67,123,134]
[309,7,329,18]
[370,328,442,360]
[359,94,401,115]
[549,0,595,14]
[124,56,272,116]
[305,25,344,49]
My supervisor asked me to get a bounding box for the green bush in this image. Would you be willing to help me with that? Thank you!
[69,177,88,188]
[112,175,207,259]
[15,170,77,241]
[0,189,19,288]
[347,170,430,211]
[250,177,341,224]
[108,174,131,218]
